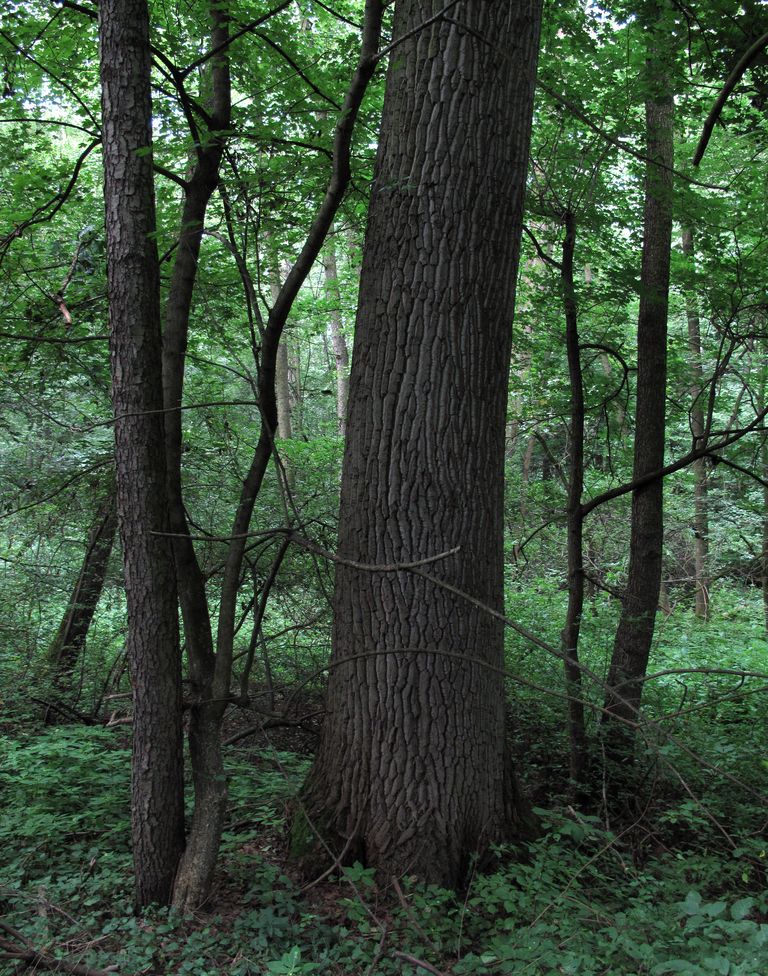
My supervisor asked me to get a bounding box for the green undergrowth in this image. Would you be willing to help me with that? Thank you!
[1,590,767,974]
[1,726,767,975]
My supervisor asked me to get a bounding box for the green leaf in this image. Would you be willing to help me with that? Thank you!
[730,898,754,921]
[683,891,702,915]
[703,901,727,918]
[652,960,700,974]
[703,957,730,975]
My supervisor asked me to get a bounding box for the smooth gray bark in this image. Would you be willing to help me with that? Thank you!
[322,237,350,436]
[681,226,710,619]
[270,269,293,441]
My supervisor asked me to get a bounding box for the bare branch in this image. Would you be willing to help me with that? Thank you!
[0,140,100,258]
[254,30,341,109]
[693,31,768,166]
[581,406,768,517]
[538,79,728,192]
[180,0,294,78]
[374,0,463,63]
[392,951,447,976]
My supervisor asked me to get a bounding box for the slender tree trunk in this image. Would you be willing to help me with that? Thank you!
[99,0,185,907]
[603,41,674,762]
[162,1,228,671]
[519,435,536,522]
[509,239,542,459]
[760,367,768,634]
[276,343,293,440]
[161,1,231,911]
[681,226,710,619]
[269,263,295,495]
[323,235,350,435]
[48,477,117,683]
[191,0,385,898]
[270,270,293,441]
[294,0,543,888]
[763,437,768,634]
[659,579,672,615]
[560,212,587,787]
[288,347,302,435]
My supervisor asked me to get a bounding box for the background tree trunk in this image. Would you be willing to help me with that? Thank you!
[763,437,768,634]
[295,0,543,888]
[322,235,350,436]
[760,366,768,634]
[48,476,117,684]
[159,0,231,912]
[681,226,710,619]
[99,0,185,907]
[519,435,536,523]
[560,212,587,787]
[271,268,293,441]
[603,39,674,762]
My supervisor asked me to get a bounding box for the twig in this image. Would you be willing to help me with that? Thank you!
[365,925,389,976]
[374,0,462,63]
[223,711,323,746]
[0,139,100,257]
[392,950,448,976]
[0,921,118,976]
[537,80,727,192]
[301,813,362,891]
[391,877,439,954]
[180,0,294,77]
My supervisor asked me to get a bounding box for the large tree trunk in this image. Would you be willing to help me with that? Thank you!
[294,0,543,888]
[681,226,710,619]
[99,0,185,907]
[48,476,117,684]
[602,39,674,762]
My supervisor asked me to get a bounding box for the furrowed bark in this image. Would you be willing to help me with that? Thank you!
[99,0,185,907]
[295,0,543,888]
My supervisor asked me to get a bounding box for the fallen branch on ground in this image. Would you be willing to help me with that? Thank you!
[0,920,118,976]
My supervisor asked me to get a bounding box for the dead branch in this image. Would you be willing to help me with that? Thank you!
[392,950,448,976]
[0,920,117,976]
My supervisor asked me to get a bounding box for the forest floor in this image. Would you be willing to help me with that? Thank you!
[2,590,768,975]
